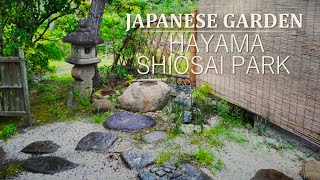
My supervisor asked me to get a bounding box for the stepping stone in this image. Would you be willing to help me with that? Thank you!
[22,156,78,174]
[141,131,167,144]
[138,171,157,180]
[121,150,156,170]
[104,113,156,132]
[179,163,212,180]
[75,132,117,152]
[250,169,293,180]
[21,141,60,154]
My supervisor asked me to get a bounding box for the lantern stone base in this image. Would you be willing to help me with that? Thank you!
[71,64,96,97]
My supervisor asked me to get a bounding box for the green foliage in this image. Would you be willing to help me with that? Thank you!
[0,162,25,179]
[26,42,66,76]
[100,0,197,71]
[192,83,216,132]
[162,102,184,136]
[192,84,212,101]
[156,147,224,173]
[216,99,247,129]
[0,124,16,141]
[0,0,88,76]
[30,75,93,124]
[156,151,174,165]
[92,112,114,124]
[194,148,215,166]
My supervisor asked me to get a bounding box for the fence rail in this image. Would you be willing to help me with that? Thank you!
[0,54,32,125]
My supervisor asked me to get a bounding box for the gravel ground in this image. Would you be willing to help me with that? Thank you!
[0,121,309,180]
[1,122,138,180]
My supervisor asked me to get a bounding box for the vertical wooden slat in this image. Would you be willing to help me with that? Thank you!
[19,52,32,126]
[3,64,9,111]
[190,9,197,88]
[0,53,32,126]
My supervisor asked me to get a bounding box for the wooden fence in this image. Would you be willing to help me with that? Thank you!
[197,0,320,145]
[0,52,32,125]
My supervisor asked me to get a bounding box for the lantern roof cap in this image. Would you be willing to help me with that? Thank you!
[62,19,104,45]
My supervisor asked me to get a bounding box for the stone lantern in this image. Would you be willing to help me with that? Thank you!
[62,19,104,97]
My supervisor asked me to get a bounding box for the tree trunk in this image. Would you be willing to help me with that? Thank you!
[87,0,107,88]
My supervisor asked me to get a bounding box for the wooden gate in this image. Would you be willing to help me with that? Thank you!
[0,51,32,125]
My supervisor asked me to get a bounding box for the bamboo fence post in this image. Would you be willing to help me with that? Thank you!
[190,9,197,88]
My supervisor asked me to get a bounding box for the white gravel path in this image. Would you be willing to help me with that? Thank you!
[1,122,137,180]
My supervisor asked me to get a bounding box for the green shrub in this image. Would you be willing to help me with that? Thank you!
[0,124,16,141]
[92,112,114,124]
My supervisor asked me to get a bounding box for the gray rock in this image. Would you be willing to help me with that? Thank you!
[92,99,114,113]
[119,81,171,112]
[156,170,167,177]
[22,156,78,174]
[159,176,169,180]
[174,92,192,110]
[169,171,182,179]
[138,171,157,180]
[250,169,293,180]
[21,141,60,154]
[163,167,171,173]
[164,163,177,170]
[121,150,156,170]
[75,132,117,152]
[150,167,159,173]
[141,131,167,144]
[104,113,156,132]
[183,111,192,124]
[179,163,212,180]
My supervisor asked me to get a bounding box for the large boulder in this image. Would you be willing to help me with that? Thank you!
[92,99,114,113]
[119,81,171,112]
[300,160,320,180]
[250,169,293,180]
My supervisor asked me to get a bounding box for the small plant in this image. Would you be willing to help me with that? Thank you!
[162,102,184,136]
[192,84,216,132]
[194,147,215,166]
[92,112,113,124]
[156,151,174,165]
[0,124,16,141]
[125,74,134,86]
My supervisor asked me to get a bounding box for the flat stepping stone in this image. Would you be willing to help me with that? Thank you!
[251,169,293,180]
[75,132,117,152]
[104,113,156,132]
[121,150,156,170]
[141,131,167,144]
[21,141,60,154]
[138,171,157,180]
[22,156,78,174]
[179,163,212,180]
